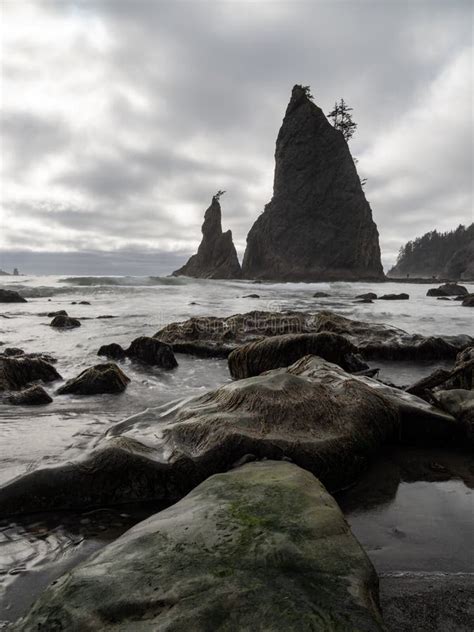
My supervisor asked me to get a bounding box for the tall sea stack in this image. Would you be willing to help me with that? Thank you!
[242,85,384,281]
[172,195,242,279]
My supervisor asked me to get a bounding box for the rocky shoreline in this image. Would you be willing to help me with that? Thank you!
[0,297,473,630]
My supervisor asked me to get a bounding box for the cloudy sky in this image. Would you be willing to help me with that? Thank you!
[1,0,472,275]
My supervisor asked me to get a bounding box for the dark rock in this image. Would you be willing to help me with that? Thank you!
[47,310,68,317]
[427,283,468,297]
[242,85,384,281]
[243,293,260,298]
[50,315,81,328]
[379,293,409,300]
[126,336,178,368]
[6,385,53,406]
[0,289,27,303]
[436,296,451,300]
[313,291,330,298]
[406,347,473,402]
[432,389,474,443]
[228,332,368,379]
[356,292,378,300]
[97,314,116,319]
[2,347,24,357]
[0,356,459,517]
[354,298,373,303]
[462,295,474,307]
[0,356,62,392]
[57,363,130,395]
[79,301,91,305]
[97,343,127,360]
[16,461,385,632]
[172,195,242,279]
[155,310,472,361]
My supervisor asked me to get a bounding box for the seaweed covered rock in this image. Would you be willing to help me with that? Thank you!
[15,461,384,632]
[0,289,27,303]
[155,309,472,361]
[427,283,468,297]
[0,356,62,392]
[57,363,130,395]
[0,357,460,516]
[6,385,52,406]
[228,332,368,379]
[126,336,178,368]
[50,315,81,329]
[172,195,242,279]
[242,85,384,281]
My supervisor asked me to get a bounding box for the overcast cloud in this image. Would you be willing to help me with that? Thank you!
[0,0,472,274]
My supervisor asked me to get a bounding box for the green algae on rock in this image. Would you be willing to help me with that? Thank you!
[13,461,385,632]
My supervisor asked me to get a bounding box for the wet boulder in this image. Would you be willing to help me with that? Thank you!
[462,295,474,307]
[0,289,27,303]
[5,385,52,406]
[427,283,468,297]
[57,363,130,396]
[0,356,461,517]
[433,389,474,443]
[228,332,368,379]
[379,293,409,300]
[50,315,81,328]
[15,461,384,632]
[97,342,127,360]
[243,293,260,298]
[0,356,62,392]
[406,346,473,399]
[126,336,178,369]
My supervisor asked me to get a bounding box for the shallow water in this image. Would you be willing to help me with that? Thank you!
[1,275,473,624]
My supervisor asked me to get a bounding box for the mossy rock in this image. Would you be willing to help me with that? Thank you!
[13,461,385,631]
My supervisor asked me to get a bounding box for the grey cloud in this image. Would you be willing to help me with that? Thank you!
[1,0,472,270]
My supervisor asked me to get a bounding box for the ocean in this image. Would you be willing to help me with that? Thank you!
[0,275,473,625]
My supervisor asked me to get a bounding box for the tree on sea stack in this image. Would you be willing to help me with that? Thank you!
[327,98,358,142]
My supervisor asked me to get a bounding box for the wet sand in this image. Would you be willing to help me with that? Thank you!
[337,446,474,632]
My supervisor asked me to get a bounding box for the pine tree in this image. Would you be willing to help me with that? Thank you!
[327,98,357,142]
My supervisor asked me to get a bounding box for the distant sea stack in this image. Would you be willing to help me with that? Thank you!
[388,224,474,280]
[242,85,384,281]
[172,194,242,279]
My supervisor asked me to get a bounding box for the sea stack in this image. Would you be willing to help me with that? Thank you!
[242,85,384,281]
[172,194,242,279]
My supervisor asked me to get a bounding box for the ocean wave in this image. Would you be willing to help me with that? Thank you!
[58,276,199,287]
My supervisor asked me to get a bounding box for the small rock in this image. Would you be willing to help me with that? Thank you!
[97,343,127,360]
[57,363,130,395]
[47,310,68,318]
[427,283,468,297]
[354,298,373,303]
[313,292,330,298]
[97,315,116,319]
[126,337,178,369]
[79,301,91,305]
[6,386,52,406]
[50,315,81,329]
[437,297,451,301]
[462,295,474,307]
[2,348,24,357]
[356,292,377,300]
[0,289,27,303]
[243,294,260,299]
[379,293,409,300]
